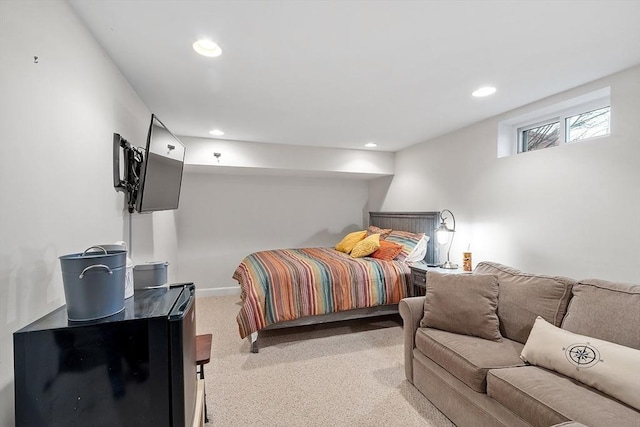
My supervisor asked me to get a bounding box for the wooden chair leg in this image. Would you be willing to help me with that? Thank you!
[196,334,212,424]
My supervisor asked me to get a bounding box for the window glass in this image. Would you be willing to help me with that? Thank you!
[522,122,560,152]
[566,106,610,142]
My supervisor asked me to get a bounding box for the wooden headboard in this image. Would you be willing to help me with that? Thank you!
[369,211,440,265]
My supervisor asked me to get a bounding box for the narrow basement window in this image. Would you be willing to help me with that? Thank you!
[497,87,611,158]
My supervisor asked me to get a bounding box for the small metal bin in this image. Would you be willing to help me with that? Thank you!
[133,261,169,289]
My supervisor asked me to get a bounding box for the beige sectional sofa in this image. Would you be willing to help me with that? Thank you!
[400,261,640,427]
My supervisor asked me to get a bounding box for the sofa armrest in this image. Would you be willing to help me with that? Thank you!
[399,296,426,384]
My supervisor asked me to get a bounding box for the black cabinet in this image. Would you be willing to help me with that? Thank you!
[409,265,428,296]
[13,284,196,427]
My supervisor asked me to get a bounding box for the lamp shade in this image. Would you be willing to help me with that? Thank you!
[436,224,451,245]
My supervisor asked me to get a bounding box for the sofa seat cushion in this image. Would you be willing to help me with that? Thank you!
[415,327,525,393]
[488,366,640,427]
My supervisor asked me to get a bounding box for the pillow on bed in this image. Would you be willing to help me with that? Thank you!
[384,230,426,262]
[405,235,430,263]
[350,233,381,258]
[335,230,367,254]
[366,225,392,239]
[371,240,404,261]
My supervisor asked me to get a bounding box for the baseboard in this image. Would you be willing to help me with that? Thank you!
[195,286,241,298]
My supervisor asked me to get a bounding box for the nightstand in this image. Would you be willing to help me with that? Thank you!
[409,264,464,296]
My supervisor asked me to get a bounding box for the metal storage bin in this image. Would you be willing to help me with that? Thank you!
[59,247,126,321]
[133,261,168,289]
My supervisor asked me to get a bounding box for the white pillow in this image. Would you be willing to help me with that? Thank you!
[521,316,640,410]
[405,235,430,263]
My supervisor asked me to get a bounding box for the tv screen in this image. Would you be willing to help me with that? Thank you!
[135,114,186,213]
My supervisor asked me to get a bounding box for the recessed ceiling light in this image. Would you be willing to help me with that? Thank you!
[472,86,496,97]
[365,142,378,148]
[193,39,222,57]
[209,129,224,136]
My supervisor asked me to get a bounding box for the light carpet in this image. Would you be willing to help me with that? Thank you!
[195,295,455,426]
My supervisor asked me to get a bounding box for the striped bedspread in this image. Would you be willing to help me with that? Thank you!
[233,247,412,339]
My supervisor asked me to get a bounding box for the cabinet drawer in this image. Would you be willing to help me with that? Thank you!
[412,272,426,286]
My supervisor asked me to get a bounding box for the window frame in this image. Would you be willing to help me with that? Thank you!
[517,97,610,153]
[497,87,611,158]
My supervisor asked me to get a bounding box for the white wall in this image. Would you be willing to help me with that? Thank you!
[176,171,370,295]
[0,1,153,424]
[182,136,395,177]
[128,210,181,282]
[176,131,394,294]
[371,66,640,283]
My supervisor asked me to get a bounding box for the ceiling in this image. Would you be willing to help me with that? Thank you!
[68,0,640,152]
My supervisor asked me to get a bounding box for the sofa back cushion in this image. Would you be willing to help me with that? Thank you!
[561,278,640,349]
[474,262,575,344]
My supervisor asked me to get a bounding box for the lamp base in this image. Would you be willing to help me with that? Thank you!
[440,261,459,269]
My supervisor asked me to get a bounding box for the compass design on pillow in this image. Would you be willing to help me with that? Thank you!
[564,343,602,370]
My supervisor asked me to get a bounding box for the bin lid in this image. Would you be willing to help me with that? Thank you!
[133,261,169,271]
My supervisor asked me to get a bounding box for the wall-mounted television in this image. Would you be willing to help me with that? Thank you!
[113,114,186,213]
[136,114,186,213]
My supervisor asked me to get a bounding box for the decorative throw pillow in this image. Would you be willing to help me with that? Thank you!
[420,271,502,341]
[521,317,640,410]
[366,225,392,239]
[371,240,404,261]
[350,234,381,258]
[335,230,367,254]
[405,235,430,263]
[384,230,425,262]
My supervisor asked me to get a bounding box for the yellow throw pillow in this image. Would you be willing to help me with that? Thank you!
[350,234,381,258]
[335,230,367,254]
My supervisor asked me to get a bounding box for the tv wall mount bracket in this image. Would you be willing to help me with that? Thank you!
[113,133,144,213]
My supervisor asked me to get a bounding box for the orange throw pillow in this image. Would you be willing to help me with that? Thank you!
[371,240,403,261]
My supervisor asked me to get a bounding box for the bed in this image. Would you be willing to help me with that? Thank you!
[233,211,440,352]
